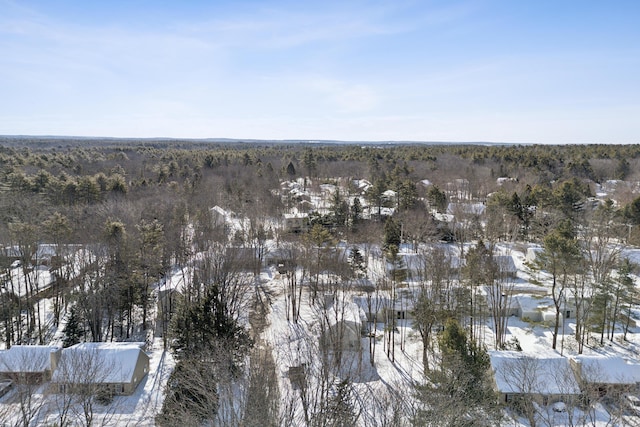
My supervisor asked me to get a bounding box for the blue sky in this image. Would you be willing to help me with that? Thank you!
[1,0,639,143]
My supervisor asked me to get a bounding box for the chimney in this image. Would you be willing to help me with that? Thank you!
[49,347,62,379]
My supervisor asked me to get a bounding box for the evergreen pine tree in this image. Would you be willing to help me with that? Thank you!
[383,217,402,250]
[348,247,366,278]
[350,197,362,227]
[286,161,296,177]
[62,306,84,348]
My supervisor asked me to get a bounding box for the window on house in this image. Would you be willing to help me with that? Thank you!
[114,384,124,394]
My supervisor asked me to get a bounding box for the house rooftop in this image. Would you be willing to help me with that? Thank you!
[0,345,60,373]
[490,351,580,395]
[53,342,147,384]
[572,354,640,385]
[494,255,517,273]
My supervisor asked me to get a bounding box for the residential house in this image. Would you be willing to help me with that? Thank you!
[490,351,581,404]
[0,345,61,384]
[515,295,575,323]
[353,294,386,323]
[447,202,485,217]
[283,212,309,233]
[366,206,395,221]
[494,255,518,279]
[156,266,192,334]
[571,355,640,397]
[1,246,21,264]
[353,294,414,322]
[319,302,365,351]
[351,179,371,195]
[52,342,150,396]
[33,244,58,266]
[210,205,228,228]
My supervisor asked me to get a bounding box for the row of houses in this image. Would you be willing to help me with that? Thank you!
[0,342,149,396]
[351,292,578,328]
[390,252,517,281]
[490,351,640,404]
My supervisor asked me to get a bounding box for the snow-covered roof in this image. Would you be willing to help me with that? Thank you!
[433,212,455,223]
[494,255,517,273]
[496,177,517,185]
[621,249,640,266]
[353,295,386,313]
[572,355,640,385]
[53,342,148,384]
[156,267,192,295]
[283,212,309,219]
[516,295,553,313]
[490,351,580,395]
[353,294,413,313]
[447,202,485,216]
[35,244,57,260]
[399,253,423,272]
[0,345,60,373]
[324,302,365,328]
[319,184,337,194]
[210,205,227,217]
[352,179,371,189]
[1,246,21,258]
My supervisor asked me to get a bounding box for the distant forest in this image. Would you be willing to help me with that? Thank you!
[2,138,640,245]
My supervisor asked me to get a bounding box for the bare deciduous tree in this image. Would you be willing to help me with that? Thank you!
[52,344,117,427]
[0,346,53,427]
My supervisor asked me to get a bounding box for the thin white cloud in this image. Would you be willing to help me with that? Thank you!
[175,5,401,49]
[303,77,380,113]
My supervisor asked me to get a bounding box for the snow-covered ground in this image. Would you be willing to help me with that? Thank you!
[254,238,640,426]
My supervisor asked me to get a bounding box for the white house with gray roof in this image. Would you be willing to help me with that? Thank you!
[52,342,149,396]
